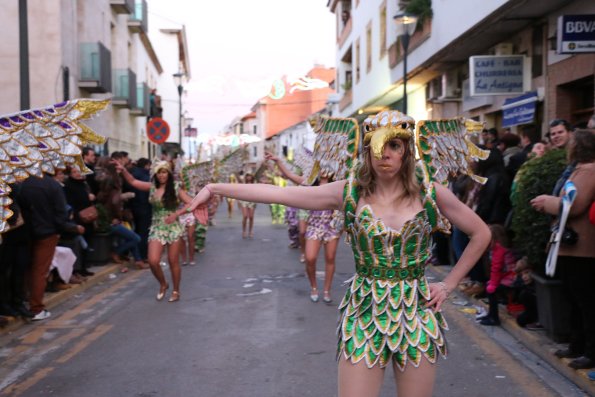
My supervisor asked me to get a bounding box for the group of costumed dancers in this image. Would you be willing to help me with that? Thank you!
[0,99,491,397]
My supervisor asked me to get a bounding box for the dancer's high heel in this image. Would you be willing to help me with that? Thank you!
[156,284,169,301]
[168,291,180,302]
[310,288,319,302]
[323,291,332,303]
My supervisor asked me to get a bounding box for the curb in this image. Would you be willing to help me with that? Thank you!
[0,263,121,336]
[429,264,595,396]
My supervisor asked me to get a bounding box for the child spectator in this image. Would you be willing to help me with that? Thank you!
[478,224,518,326]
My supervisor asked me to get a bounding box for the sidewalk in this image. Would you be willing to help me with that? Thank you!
[430,264,595,397]
[0,263,121,336]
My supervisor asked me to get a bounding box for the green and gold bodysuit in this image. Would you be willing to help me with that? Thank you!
[338,170,448,370]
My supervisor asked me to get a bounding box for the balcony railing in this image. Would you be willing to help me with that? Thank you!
[112,69,137,108]
[130,83,150,116]
[78,42,112,93]
[110,0,134,14]
[128,0,148,33]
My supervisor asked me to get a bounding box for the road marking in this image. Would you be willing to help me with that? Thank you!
[0,272,142,395]
[55,324,113,364]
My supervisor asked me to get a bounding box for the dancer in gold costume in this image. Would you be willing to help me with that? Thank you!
[181,111,491,397]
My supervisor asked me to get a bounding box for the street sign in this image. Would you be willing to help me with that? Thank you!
[146,117,170,144]
[557,14,595,54]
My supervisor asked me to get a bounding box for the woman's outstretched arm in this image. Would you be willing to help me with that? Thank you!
[112,161,152,192]
[187,180,346,213]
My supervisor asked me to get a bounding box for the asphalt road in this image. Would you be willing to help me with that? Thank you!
[0,204,588,397]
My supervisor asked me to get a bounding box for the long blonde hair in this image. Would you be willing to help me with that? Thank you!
[357,139,419,203]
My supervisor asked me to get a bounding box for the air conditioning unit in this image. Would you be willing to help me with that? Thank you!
[426,77,442,101]
[438,70,462,101]
[495,42,514,55]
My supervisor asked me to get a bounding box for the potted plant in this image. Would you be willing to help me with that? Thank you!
[511,148,569,341]
[85,203,113,266]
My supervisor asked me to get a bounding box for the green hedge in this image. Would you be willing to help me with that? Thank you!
[511,149,567,274]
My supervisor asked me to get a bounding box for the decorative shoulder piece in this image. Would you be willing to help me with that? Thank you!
[305,115,360,185]
[0,99,109,233]
[416,118,488,186]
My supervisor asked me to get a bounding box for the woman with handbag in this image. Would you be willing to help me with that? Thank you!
[530,129,595,370]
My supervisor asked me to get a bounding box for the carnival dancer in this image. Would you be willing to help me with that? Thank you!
[237,173,257,238]
[181,111,490,397]
[114,160,193,302]
[226,174,238,218]
[265,151,341,303]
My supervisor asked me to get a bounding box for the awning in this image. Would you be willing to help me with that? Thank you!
[502,91,538,128]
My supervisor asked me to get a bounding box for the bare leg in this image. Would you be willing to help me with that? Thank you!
[338,356,385,397]
[241,206,248,237]
[322,237,339,300]
[187,224,196,263]
[298,219,307,261]
[393,357,437,397]
[305,238,322,292]
[179,235,187,264]
[148,240,167,291]
[248,207,255,237]
[167,239,183,294]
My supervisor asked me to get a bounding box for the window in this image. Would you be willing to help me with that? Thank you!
[355,38,361,82]
[366,22,372,73]
[253,125,257,135]
[532,25,543,78]
[253,146,257,157]
[379,3,387,59]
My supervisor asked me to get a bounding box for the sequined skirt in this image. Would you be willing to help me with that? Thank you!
[337,274,448,370]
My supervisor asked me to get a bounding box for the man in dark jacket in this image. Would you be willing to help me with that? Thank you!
[19,173,84,320]
[129,158,152,262]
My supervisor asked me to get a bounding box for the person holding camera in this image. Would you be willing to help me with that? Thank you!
[530,129,595,370]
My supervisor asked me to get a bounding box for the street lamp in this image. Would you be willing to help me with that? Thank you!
[172,72,185,147]
[393,12,418,115]
[185,117,194,160]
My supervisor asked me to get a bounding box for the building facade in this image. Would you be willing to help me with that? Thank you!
[329,0,594,135]
[0,0,192,160]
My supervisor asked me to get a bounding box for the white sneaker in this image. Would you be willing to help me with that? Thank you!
[31,310,51,321]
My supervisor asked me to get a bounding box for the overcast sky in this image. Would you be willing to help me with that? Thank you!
[148,0,336,136]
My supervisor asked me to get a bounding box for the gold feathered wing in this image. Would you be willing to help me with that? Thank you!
[215,147,245,183]
[0,99,109,233]
[180,160,215,195]
[414,118,488,233]
[415,118,488,186]
[305,115,360,185]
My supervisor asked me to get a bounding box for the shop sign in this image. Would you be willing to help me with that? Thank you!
[502,91,538,128]
[557,14,595,54]
[469,55,530,96]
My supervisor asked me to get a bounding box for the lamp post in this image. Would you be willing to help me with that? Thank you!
[393,12,418,115]
[172,72,185,148]
[185,117,194,160]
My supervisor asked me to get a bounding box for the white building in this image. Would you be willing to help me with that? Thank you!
[0,0,168,159]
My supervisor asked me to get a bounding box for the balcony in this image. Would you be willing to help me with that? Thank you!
[112,69,137,108]
[130,83,150,116]
[78,42,112,93]
[110,0,134,14]
[128,0,148,33]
